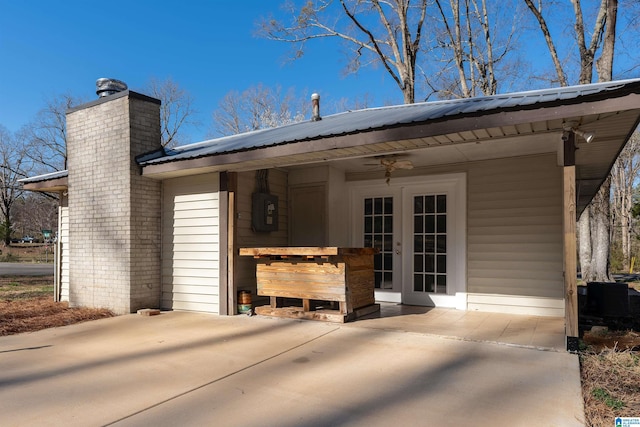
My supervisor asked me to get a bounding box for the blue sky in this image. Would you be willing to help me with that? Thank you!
[2,1,638,144]
[0,1,401,143]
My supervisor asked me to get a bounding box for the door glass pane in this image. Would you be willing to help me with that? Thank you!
[374,198,383,214]
[425,196,435,213]
[384,197,393,214]
[414,235,423,252]
[426,215,435,233]
[384,235,393,251]
[365,198,373,215]
[436,215,446,233]
[365,217,372,233]
[425,254,435,273]
[414,254,423,272]
[425,235,435,253]
[374,216,383,233]
[414,274,423,292]
[414,215,423,233]
[384,253,393,270]
[414,196,423,214]
[384,215,393,233]
[413,194,447,294]
[425,274,435,292]
[365,197,394,289]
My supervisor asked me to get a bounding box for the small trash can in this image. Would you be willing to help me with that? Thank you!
[237,290,252,314]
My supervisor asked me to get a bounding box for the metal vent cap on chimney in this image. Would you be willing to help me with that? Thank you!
[96,78,128,98]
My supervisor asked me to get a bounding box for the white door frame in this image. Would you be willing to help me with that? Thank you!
[349,173,467,309]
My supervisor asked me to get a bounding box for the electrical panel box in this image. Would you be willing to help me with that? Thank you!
[252,192,279,232]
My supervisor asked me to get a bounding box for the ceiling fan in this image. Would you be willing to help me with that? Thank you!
[364,155,414,184]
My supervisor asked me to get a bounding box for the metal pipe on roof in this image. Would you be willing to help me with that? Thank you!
[311,93,321,121]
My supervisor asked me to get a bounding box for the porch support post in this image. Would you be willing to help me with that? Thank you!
[563,133,579,351]
[220,172,238,315]
[219,173,229,315]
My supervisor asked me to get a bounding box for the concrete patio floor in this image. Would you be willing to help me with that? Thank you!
[0,308,582,426]
[355,303,567,350]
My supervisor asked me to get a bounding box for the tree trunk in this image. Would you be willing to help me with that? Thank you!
[588,177,613,282]
[578,207,592,281]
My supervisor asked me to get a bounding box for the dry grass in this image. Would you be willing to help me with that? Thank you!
[0,243,55,263]
[0,275,113,336]
[580,348,640,426]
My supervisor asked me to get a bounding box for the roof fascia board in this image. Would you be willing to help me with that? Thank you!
[142,93,640,177]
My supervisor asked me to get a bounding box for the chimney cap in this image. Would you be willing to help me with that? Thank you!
[96,78,128,98]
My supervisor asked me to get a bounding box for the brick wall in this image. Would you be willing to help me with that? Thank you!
[66,91,162,314]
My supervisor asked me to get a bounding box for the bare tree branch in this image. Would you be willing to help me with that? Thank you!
[210,84,309,137]
[144,77,198,148]
[259,0,427,104]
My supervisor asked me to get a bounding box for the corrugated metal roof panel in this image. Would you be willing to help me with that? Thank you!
[137,79,640,166]
[19,170,69,184]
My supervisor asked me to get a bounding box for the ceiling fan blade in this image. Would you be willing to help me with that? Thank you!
[394,160,414,169]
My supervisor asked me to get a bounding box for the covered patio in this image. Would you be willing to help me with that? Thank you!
[20,79,640,353]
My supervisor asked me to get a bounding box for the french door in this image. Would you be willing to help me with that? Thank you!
[351,175,466,307]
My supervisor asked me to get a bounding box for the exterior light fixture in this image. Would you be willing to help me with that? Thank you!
[574,129,595,143]
[562,121,595,143]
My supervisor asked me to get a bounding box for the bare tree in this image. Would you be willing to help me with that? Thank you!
[144,77,198,148]
[23,94,81,172]
[260,0,427,104]
[0,126,30,245]
[610,132,640,271]
[524,0,617,281]
[11,192,58,240]
[210,84,309,136]
[428,0,519,98]
[22,78,195,177]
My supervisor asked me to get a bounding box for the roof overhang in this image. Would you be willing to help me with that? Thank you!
[139,92,640,216]
[20,171,68,193]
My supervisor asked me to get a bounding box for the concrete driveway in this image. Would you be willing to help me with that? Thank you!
[0,312,584,426]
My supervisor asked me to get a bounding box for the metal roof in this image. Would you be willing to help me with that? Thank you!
[139,79,640,167]
[19,169,68,185]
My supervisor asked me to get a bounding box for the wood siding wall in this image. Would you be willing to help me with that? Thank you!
[162,173,220,313]
[467,155,564,315]
[235,170,289,300]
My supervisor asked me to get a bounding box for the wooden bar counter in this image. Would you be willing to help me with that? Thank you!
[239,247,380,323]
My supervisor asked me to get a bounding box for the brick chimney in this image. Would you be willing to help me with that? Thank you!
[65,87,162,314]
